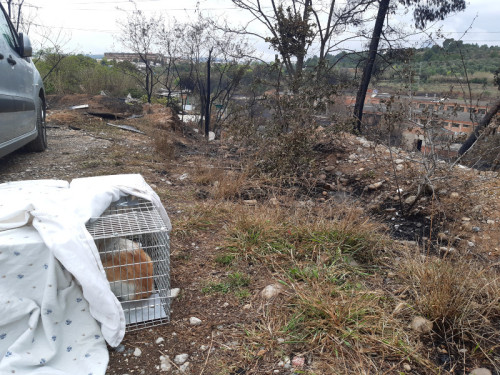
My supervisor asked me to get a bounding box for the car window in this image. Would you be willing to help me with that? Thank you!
[0,6,17,50]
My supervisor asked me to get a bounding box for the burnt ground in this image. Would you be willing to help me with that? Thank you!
[1,94,499,374]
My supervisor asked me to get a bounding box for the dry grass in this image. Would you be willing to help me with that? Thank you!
[400,251,500,370]
[217,201,500,373]
[192,165,255,200]
[152,129,176,160]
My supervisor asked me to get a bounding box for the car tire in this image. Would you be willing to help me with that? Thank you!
[26,97,47,152]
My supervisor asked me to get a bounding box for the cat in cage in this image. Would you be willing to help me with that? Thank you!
[96,238,154,301]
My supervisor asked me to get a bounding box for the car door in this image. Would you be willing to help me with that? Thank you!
[0,5,36,145]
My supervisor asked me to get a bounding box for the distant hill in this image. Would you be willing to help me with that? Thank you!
[87,54,104,60]
[306,39,500,85]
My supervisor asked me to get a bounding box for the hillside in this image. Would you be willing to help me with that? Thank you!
[0,95,499,374]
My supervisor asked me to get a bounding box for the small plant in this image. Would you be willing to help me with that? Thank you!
[202,272,251,296]
[215,254,235,266]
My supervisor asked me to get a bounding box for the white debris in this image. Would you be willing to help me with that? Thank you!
[160,355,172,371]
[169,288,180,298]
[174,353,189,365]
[190,317,202,326]
[133,348,142,357]
[178,173,189,181]
[179,362,190,373]
[155,337,165,344]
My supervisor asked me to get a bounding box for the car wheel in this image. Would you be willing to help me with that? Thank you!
[26,97,47,152]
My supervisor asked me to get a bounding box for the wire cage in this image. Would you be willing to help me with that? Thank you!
[85,195,171,331]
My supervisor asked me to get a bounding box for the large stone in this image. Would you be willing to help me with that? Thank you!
[469,369,492,375]
[261,284,283,299]
[405,195,417,205]
[410,316,432,333]
[366,181,384,191]
[179,362,190,373]
[174,353,189,365]
[291,356,305,367]
[189,317,202,326]
[160,355,172,371]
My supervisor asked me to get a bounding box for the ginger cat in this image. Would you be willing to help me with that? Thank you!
[97,238,154,301]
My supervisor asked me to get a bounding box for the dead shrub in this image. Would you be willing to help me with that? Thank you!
[152,129,176,160]
[254,126,319,178]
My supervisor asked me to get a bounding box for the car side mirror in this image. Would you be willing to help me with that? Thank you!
[18,33,32,58]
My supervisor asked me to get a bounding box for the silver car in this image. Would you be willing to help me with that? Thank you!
[0,3,46,158]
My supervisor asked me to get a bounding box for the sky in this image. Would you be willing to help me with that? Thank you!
[11,0,500,58]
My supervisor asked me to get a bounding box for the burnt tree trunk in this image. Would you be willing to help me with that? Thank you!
[204,48,213,138]
[458,99,500,155]
[353,0,390,134]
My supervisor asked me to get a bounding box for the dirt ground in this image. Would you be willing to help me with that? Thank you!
[1,95,499,374]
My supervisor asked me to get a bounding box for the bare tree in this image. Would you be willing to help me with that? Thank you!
[117,9,163,103]
[180,15,251,137]
[157,20,185,110]
[229,0,374,90]
[353,0,467,133]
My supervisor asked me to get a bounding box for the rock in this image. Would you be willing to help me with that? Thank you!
[437,232,448,242]
[472,226,481,232]
[243,199,257,206]
[319,174,327,180]
[349,153,357,160]
[155,337,164,344]
[169,288,180,298]
[160,355,172,371]
[189,317,202,326]
[469,369,492,375]
[269,197,279,205]
[325,165,335,172]
[261,284,283,299]
[174,353,189,365]
[403,363,411,371]
[450,192,459,198]
[291,356,305,367]
[487,219,495,224]
[366,181,384,191]
[133,348,142,357]
[439,246,455,253]
[179,362,190,373]
[404,195,417,205]
[396,164,404,171]
[410,316,433,333]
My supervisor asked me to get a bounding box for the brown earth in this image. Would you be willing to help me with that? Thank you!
[0,95,499,375]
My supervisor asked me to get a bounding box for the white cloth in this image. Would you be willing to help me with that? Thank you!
[0,226,108,375]
[0,175,170,374]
